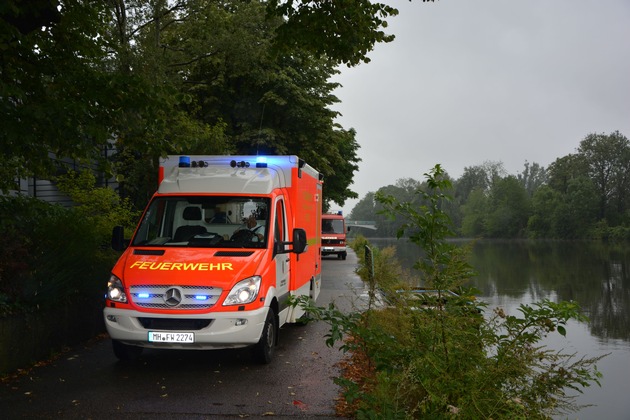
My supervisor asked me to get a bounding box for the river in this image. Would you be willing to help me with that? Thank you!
[369,238,630,420]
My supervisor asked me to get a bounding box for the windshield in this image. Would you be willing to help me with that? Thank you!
[132,196,270,248]
[322,219,345,234]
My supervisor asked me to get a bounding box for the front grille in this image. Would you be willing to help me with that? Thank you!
[138,317,212,330]
[322,239,344,245]
[129,285,221,310]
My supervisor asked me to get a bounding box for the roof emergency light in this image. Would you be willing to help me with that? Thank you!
[179,156,191,167]
[230,160,250,168]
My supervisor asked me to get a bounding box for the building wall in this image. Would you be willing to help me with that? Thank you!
[10,151,119,207]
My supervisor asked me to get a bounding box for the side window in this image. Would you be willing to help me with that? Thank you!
[134,200,165,244]
[274,199,286,249]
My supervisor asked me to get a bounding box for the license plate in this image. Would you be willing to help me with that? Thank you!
[323,247,333,251]
[148,331,195,343]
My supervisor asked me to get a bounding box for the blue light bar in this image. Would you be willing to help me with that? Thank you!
[137,293,150,299]
[194,295,210,301]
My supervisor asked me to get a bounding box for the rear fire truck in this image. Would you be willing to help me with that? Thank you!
[321,211,348,260]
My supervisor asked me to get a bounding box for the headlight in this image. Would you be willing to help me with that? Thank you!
[107,274,127,303]
[223,276,261,306]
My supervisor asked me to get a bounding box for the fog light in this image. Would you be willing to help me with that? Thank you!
[106,315,117,322]
[235,319,247,326]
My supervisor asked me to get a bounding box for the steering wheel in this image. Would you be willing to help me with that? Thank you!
[231,229,256,243]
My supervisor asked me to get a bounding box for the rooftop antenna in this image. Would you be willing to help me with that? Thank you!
[257,102,265,156]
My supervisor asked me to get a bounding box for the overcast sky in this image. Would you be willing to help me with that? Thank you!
[330,0,630,216]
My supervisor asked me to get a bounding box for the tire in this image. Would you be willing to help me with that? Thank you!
[112,340,143,361]
[341,252,347,260]
[253,307,277,364]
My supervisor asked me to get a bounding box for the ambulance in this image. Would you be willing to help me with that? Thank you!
[104,155,322,363]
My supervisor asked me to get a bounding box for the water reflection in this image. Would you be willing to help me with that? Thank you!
[472,240,630,344]
[369,238,630,419]
[371,238,630,343]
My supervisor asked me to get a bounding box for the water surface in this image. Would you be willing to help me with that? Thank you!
[370,238,630,420]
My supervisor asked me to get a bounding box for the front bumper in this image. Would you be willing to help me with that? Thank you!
[322,246,346,255]
[103,306,268,350]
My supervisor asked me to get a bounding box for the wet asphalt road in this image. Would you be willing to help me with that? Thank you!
[1,250,365,419]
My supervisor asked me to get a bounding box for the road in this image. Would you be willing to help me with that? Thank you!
[1,251,366,419]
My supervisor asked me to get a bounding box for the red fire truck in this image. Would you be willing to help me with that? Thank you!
[321,211,348,260]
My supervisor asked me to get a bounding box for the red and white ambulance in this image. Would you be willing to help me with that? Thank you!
[104,155,322,363]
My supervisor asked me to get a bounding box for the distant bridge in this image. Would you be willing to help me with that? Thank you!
[346,220,377,230]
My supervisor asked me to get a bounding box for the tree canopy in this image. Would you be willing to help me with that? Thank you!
[2,0,416,208]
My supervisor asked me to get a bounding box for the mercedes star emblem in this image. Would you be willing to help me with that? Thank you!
[164,287,182,307]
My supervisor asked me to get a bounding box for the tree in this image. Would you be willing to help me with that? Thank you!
[486,176,531,238]
[349,192,376,221]
[461,188,488,237]
[267,0,399,66]
[150,1,360,208]
[528,185,561,238]
[370,179,426,237]
[103,0,233,206]
[1,1,122,190]
[455,161,506,203]
[547,154,589,194]
[1,1,207,194]
[556,176,599,238]
[455,165,489,204]
[577,131,630,223]
[5,0,401,206]
[104,0,365,208]
[317,127,361,208]
[517,161,548,197]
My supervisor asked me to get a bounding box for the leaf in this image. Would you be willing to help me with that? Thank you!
[293,400,308,410]
[557,325,567,337]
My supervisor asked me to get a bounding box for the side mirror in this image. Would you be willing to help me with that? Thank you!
[274,228,308,256]
[111,226,127,252]
[292,228,307,254]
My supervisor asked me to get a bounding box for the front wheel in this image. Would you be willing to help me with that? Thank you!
[253,307,277,364]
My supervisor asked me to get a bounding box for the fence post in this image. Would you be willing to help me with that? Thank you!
[365,245,374,282]
[364,245,376,310]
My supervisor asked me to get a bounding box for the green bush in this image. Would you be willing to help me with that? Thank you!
[588,219,630,241]
[0,171,139,315]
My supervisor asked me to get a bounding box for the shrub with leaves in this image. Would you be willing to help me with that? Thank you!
[0,171,139,315]
[297,165,604,419]
[55,169,139,240]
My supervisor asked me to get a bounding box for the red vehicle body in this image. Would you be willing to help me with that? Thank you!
[321,212,347,260]
[104,155,322,363]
